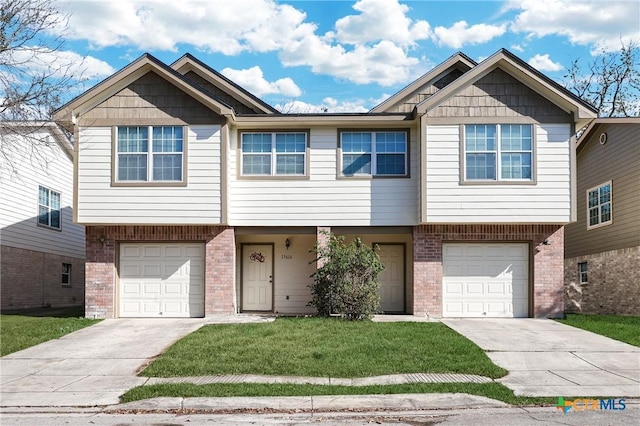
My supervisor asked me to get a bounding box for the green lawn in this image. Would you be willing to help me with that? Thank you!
[141,318,507,379]
[556,314,640,347]
[0,307,100,356]
[121,382,555,406]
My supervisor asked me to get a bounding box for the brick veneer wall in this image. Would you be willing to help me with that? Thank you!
[412,224,564,318]
[564,246,640,316]
[85,225,234,319]
[1,245,85,310]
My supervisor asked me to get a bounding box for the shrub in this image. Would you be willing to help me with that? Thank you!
[309,232,384,320]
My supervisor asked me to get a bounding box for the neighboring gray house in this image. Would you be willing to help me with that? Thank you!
[53,49,597,320]
[0,123,85,310]
[564,118,640,316]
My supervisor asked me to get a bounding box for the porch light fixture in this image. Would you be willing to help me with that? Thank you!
[285,238,290,250]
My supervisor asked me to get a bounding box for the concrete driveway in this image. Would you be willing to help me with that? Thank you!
[0,318,207,407]
[443,318,640,397]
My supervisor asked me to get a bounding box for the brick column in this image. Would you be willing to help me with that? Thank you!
[205,227,236,314]
[85,226,115,319]
[315,226,331,268]
[533,226,564,318]
[412,226,442,317]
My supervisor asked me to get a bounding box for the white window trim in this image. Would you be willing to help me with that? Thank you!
[463,124,534,182]
[340,131,408,177]
[37,185,61,230]
[115,126,185,183]
[62,263,71,287]
[578,262,588,284]
[586,180,612,230]
[240,132,307,176]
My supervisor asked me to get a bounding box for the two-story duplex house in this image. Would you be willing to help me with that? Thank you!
[1,123,85,310]
[564,118,640,316]
[53,49,597,319]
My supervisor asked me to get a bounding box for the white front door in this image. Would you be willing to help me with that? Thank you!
[442,243,529,318]
[378,244,405,313]
[242,244,273,311]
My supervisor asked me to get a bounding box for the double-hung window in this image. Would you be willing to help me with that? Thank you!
[38,185,61,229]
[464,124,533,181]
[116,126,184,182]
[587,182,612,228]
[341,131,407,176]
[241,132,307,176]
[62,263,72,286]
[578,262,588,284]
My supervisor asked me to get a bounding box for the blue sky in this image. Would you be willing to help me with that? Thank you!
[55,0,639,112]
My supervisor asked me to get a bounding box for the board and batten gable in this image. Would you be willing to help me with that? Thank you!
[75,72,225,225]
[0,127,85,258]
[564,122,640,258]
[227,126,419,226]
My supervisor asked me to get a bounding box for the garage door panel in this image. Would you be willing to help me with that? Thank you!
[443,243,529,318]
[119,243,204,318]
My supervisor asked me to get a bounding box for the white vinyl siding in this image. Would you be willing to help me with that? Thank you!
[0,127,85,258]
[425,124,572,223]
[228,127,419,226]
[76,126,222,224]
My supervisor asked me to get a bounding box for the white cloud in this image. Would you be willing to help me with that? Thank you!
[507,0,640,53]
[333,0,431,47]
[276,98,369,113]
[528,53,563,71]
[63,0,311,55]
[8,48,115,80]
[221,66,301,97]
[510,44,525,52]
[432,21,507,49]
[60,0,430,87]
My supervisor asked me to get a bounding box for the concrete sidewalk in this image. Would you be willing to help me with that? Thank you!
[443,319,640,397]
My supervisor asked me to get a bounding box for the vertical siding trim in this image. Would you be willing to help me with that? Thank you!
[221,123,229,224]
[569,121,579,223]
[420,115,428,223]
[73,126,80,223]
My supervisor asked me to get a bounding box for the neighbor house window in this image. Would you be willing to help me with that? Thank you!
[465,124,533,181]
[241,132,307,176]
[62,263,71,286]
[587,182,612,229]
[341,131,407,176]
[116,126,184,182]
[38,185,61,229]
[578,262,588,283]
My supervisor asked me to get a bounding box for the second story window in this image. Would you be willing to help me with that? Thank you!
[116,126,184,182]
[587,182,612,229]
[464,124,533,181]
[241,132,307,176]
[341,131,407,176]
[38,185,61,229]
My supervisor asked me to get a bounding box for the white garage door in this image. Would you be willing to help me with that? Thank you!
[442,243,529,318]
[119,243,204,318]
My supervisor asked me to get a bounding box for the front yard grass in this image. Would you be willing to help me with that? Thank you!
[140,318,508,379]
[556,313,640,346]
[0,307,100,356]
[121,382,556,406]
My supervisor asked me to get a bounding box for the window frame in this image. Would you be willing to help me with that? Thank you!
[339,129,409,178]
[112,125,187,187]
[62,263,72,286]
[578,262,588,284]
[37,185,61,230]
[238,130,310,179]
[462,124,535,184]
[586,181,612,230]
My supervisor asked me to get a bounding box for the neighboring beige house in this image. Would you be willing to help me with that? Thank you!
[53,49,597,319]
[564,118,640,316]
[0,123,85,310]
